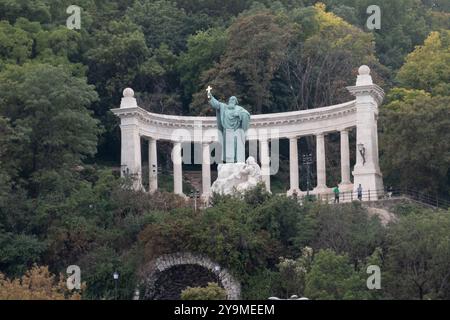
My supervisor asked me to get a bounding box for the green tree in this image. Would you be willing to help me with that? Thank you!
[178,27,228,104]
[397,30,450,96]
[0,63,100,197]
[276,3,381,111]
[242,268,280,299]
[191,10,291,114]
[78,245,138,300]
[0,116,23,193]
[252,195,303,252]
[276,247,313,298]
[0,0,51,24]
[321,0,432,69]
[85,18,150,98]
[0,233,47,276]
[299,202,385,267]
[380,91,450,195]
[304,249,369,300]
[0,20,33,68]
[138,196,280,279]
[384,210,450,299]
[35,26,82,61]
[175,0,253,19]
[127,0,200,52]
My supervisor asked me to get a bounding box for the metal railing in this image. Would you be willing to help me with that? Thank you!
[298,188,386,204]
[297,187,450,210]
[392,188,450,210]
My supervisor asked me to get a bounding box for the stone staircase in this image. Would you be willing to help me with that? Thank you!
[184,170,219,194]
[184,171,203,193]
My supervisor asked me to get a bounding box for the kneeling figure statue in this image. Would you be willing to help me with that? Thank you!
[211,157,262,195]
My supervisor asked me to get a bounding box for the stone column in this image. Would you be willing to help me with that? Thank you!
[314,133,328,194]
[172,141,184,196]
[148,138,158,193]
[260,139,271,192]
[288,137,300,195]
[374,116,380,169]
[347,65,385,198]
[202,142,211,199]
[339,130,352,191]
[120,124,142,191]
[118,88,142,191]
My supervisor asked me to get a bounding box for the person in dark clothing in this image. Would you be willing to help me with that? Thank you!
[357,184,363,201]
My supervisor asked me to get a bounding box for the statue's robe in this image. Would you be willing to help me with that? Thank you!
[209,95,250,163]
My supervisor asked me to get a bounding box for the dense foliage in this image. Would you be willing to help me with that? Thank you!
[0,265,83,300]
[0,0,449,300]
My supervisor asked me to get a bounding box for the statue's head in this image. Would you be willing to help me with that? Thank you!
[228,96,238,106]
[246,156,256,165]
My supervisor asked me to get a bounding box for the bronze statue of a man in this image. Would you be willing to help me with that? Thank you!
[207,86,250,163]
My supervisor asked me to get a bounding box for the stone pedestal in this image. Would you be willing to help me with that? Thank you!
[211,157,262,195]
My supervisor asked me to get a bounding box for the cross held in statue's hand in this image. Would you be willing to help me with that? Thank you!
[206,86,212,97]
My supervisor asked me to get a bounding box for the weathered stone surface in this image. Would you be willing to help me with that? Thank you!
[211,157,262,195]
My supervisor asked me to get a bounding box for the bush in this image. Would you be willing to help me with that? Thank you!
[181,282,227,300]
[0,265,83,300]
[306,202,386,267]
[305,249,369,300]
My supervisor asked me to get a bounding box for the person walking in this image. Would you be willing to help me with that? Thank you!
[387,186,393,199]
[357,184,363,201]
[333,185,340,203]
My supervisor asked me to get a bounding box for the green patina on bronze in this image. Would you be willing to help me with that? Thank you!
[208,94,250,163]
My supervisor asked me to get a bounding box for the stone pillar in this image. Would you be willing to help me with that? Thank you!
[172,141,184,196]
[288,137,300,195]
[148,138,158,193]
[118,88,142,191]
[260,139,271,192]
[313,133,328,194]
[374,115,380,168]
[339,130,353,192]
[202,142,211,199]
[347,65,384,198]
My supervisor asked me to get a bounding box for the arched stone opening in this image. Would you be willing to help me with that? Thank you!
[152,264,219,300]
[139,252,241,300]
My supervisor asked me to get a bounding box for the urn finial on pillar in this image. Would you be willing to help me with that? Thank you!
[121,87,138,108]
[356,65,373,86]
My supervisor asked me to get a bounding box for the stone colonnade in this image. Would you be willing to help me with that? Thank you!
[286,130,353,196]
[112,65,385,200]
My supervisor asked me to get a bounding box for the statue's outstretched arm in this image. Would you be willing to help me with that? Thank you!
[209,95,226,110]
